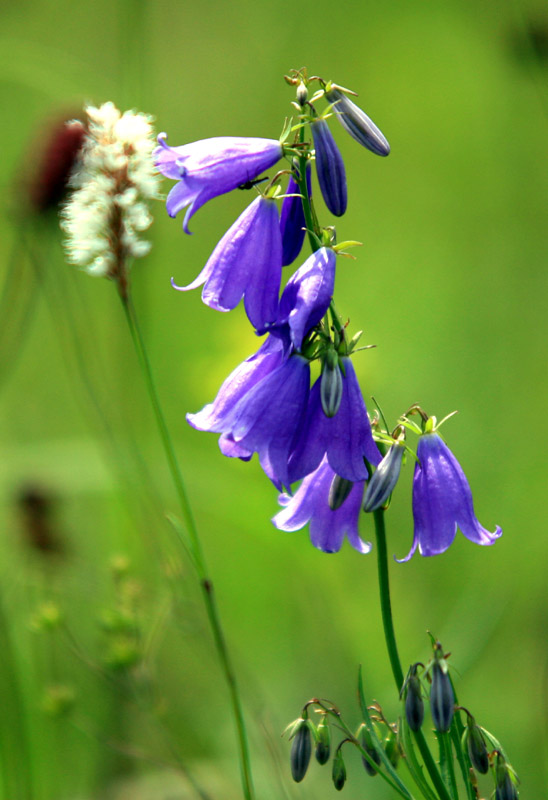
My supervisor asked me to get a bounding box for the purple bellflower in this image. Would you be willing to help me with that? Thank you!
[325,88,390,157]
[279,164,312,267]
[311,119,347,217]
[272,457,371,554]
[172,195,282,330]
[265,247,336,351]
[187,335,285,434]
[154,135,282,233]
[397,431,502,561]
[288,358,382,484]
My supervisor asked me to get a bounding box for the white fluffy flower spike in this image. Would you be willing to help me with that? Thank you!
[61,102,160,295]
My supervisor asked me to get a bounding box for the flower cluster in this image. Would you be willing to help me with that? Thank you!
[154,72,501,563]
[61,102,160,291]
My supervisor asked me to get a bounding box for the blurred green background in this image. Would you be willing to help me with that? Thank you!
[1,0,547,797]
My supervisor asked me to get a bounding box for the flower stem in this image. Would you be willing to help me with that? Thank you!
[120,294,255,800]
[373,510,452,800]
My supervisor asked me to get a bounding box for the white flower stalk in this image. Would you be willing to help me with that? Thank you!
[61,102,160,296]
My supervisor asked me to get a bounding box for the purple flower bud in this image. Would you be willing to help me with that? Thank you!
[404,670,424,732]
[328,474,354,511]
[361,728,381,776]
[273,457,371,554]
[326,88,390,157]
[363,442,404,512]
[290,720,312,782]
[495,754,518,800]
[320,356,343,418]
[154,135,282,233]
[288,359,381,484]
[430,662,454,733]
[332,749,346,791]
[466,718,489,775]
[397,432,502,561]
[172,195,282,330]
[311,119,347,217]
[279,164,312,267]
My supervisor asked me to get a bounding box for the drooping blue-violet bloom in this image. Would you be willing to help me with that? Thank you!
[279,163,312,267]
[288,358,382,484]
[187,335,285,434]
[265,247,336,351]
[154,135,282,233]
[272,456,371,554]
[325,87,390,157]
[172,195,282,330]
[311,119,347,217]
[397,430,502,561]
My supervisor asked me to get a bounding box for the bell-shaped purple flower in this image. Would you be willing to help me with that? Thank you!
[279,164,311,267]
[187,335,284,434]
[265,247,335,352]
[154,135,282,233]
[311,119,347,217]
[172,195,282,330]
[325,88,390,157]
[229,354,310,491]
[397,432,502,561]
[272,457,371,554]
[288,358,382,484]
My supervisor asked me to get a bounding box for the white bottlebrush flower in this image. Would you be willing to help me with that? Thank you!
[60,102,160,294]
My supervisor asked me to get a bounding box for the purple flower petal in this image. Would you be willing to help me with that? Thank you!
[186,335,284,432]
[231,355,310,490]
[154,135,282,233]
[172,196,282,330]
[273,457,371,554]
[397,433,502,562]
[288,358,381,483]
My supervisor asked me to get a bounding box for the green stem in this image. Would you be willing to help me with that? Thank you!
[121,295,255,800]
[373,510,452,800]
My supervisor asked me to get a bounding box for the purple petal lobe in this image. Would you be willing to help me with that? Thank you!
[273,457,370,554]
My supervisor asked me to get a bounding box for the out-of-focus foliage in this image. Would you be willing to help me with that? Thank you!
[1,0,547,797]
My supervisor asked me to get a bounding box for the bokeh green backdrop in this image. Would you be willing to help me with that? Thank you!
[1,0,547,797]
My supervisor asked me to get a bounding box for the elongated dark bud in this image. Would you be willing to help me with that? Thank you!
[495,753,518,800]
[321,350,343,418]
[363,442,404,512]
[290,720,312,782]
[465,717,489,775]
[311,118,347,217]
[361,727,381,776]
[315,716,331,765]
[404,668,424,732]
[325,87,390,157]
[328,474,354,510]
[430,662,454,733]
[332,748,346,791]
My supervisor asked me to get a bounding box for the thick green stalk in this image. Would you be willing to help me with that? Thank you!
[373,510,452,800]
[121,296,255,800]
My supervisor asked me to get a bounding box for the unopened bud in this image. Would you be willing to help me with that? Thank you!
[311,118,347,217]
[296,82,308,107]
[363,442,404,512]
[325,87,390,157]
[328,474,354,510]
[315,716,331,765]
[404,668,424,732]
[361,727,381,776]
[495,753,518,800]
[321,356,343,417]
[384,726,400,769]
[290,720,312,782]
[430,661,454,733]
[332,748,346,791]
[465,717,489,775]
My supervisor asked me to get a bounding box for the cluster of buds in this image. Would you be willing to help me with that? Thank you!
[285,699,400,792]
